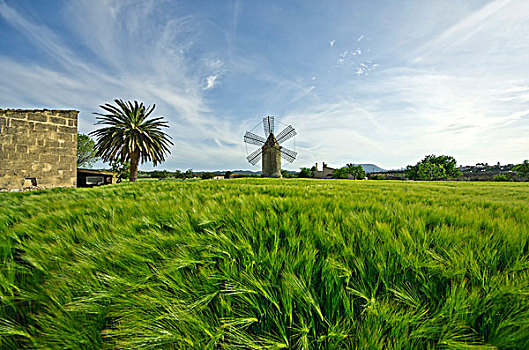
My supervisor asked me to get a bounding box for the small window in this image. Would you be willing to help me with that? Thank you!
[86,176,104,185]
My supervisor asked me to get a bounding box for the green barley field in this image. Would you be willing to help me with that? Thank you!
[1,179,529,349]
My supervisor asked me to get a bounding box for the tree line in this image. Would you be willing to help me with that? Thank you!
[298,164,367,179]
[404,155,529,181]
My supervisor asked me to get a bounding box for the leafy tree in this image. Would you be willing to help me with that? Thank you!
[405,165,417,179]
[422,155,460,177]
[406,154,461,180]
[90,100,173,182]
[345,164,367,179]
[151,170,169,179]
[332,164,367,180]
[332,167,349,179]
[281,169,293,178]
[514,160,529,178]
[77,133,99,168]
[224,171,233,179]
[298,167,314,178]
[182,169,194,180]
[174,170,182,179]
[201,172,214,180]
[416,162,446,180]
[109,160,130,183]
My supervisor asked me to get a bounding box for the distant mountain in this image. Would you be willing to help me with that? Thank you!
[353,164,387,173]
[231,170,261,175]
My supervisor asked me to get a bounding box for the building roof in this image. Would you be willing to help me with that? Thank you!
[77,168,115,176]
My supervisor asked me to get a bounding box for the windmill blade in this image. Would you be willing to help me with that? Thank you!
[244,131,266,146]
[280,146,297,163]
[263,116,274,136]
[276,125,297,144]
[246,148,263,165]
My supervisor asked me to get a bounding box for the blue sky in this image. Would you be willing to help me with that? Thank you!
[1,0,528,171]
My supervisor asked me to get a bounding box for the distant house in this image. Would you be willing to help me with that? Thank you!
[77,169,115,187]
[313,162,335,179]
[313,162,358,180]
[212,175,224,180]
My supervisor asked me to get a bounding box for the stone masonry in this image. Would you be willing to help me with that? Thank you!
[0,109,78,190]
[262,134,282,178]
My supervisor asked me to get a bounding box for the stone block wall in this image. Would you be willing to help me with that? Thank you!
[261,134,282,178]
[262,148,282,178]
[0,109,78,190]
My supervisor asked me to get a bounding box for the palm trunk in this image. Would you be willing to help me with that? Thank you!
[130,150,140,183]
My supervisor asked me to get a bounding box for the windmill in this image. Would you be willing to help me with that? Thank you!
[244,116,297,178]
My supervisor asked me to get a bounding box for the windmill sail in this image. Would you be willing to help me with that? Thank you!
[276,125,297,144]
[244,131,266,146]
[246,147,263,165]
[263,116,274,136]
[280,146,297,163]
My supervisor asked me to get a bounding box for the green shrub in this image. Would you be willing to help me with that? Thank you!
[369,174,386,180]
[200,172,214,180]
[493,174,511,181]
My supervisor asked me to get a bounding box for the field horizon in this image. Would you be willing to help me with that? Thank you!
[1,179,529,349]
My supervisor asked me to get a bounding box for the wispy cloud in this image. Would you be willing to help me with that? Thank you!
[228,0,243,53]
[204,75,218,90]
[0,1,106,77]
[2,0,529,171]
[355,62,377,76]
[283,101,386,167]
[412,0,519,63]
[0,0,244,170]
[281,61,529,168]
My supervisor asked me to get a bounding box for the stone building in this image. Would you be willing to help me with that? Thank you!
[313,162,356,179]
[262,134,282,178]
[0,109,78,190]
[313,162,335,179]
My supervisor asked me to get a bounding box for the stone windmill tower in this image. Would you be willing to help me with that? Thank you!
[244,116,297,177]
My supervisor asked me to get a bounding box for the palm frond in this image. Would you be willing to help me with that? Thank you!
[90,99,173,166]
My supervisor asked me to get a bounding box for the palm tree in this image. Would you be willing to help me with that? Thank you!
[90,100,173,182]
